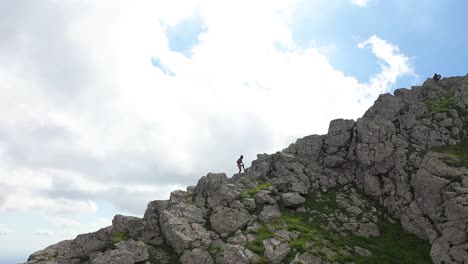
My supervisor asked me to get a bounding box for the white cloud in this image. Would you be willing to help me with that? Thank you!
[88,217,113,231]
[352,0,372,7]
[0,167,183,214]
[48,217,81,229]
[0,1,413,256]
[34,230,54,237]
[358,35,415,100]
[0,168,98,214]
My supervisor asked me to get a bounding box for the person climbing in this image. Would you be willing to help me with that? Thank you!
[433,73,441,81]
[237,155,246,173]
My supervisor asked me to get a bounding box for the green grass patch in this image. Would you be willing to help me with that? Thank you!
[208,244,222,255]
[246,225,274,255]
[275,211,344,260]
[111,232,129,245]
[290,239,307,252]
[240,191,251,199]
[245,187,431,263]
[253,257,270,264]
[246,181,272,196]
[45,251,59,260]
[349,221,432,264]
[305,191,338,215]
[280,189,430,263]
[280,214,318,238]
[150,242,180,264]
[426,92,455,113]
[282,146,296,155]
[432,139,468,168]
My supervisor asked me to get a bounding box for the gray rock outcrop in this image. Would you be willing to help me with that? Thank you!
[26,75,468,264]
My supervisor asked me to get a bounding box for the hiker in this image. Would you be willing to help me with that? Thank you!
[237,155,246,173]
[433,73,441,81]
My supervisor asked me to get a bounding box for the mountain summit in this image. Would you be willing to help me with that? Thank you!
[27,75,468,264]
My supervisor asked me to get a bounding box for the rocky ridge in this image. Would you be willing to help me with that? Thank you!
[27,76,468,264]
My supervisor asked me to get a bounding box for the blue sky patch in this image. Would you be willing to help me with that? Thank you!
[290,0,468,86]
[163,11,205,57]
[151,57,175,76]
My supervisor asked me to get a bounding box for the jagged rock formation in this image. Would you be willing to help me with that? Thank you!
[27,76,468,264]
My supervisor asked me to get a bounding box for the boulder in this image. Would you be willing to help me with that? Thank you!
[227,231,247,246]
[258,204,282,222]
[323,155,346,168]
[210,206,252,234]
[400,201,437,242]
[92,251,134,264]
[364,93,405,120]
[159,205,210,253]
[216,244,249,264]
[449,243,468,262]
[291,252,322,264]
[281,192,306,207]
[263,238,290,264]
[363,174,382,197]
[413,153,468,222]
[92,239,149,264]
[357,223,380,237]
[112,215,145,238]
[244,248,263,263]
[27,240,74,264]
[325,119,355,150]
[430,237,453,264]
[241,198,256,209]
[180,248,213,264]
[145,200,168,216]
[207,184,240,207]
[254,190,275,205]
[346,206,363,215]
[194,173,228,196]
[70,226,113,258]
[442,226,467,245]
[293,135,324,162]
[114,239,149,262]
[354,246,372,257]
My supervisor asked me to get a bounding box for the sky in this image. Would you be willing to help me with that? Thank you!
[0,0,467,262]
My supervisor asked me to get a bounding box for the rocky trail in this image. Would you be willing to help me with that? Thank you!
[27,76,468,264]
